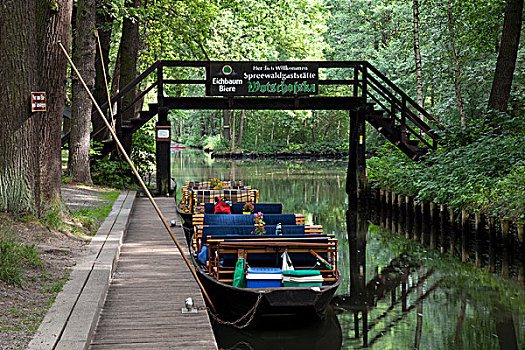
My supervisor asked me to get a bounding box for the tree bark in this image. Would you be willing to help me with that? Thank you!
[237,110,245,148]
[69,0,96,184]
[0,0,73,215]
[230,110,236,152]
[413,0,424,113]
[270,121,275,144]
[255,114,259,149]
[223,109,231,141]
[92,2,114,142]
[0,0,40,215]
[119,0,140,153]
[41,0,73,210]
[447,0,466,128]
[39,0,74,208]
[110,45,121,115]
[488,0,523,112]
[210,111,215,134]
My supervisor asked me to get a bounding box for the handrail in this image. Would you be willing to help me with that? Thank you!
[61,60,443,157]
[365,62,444,130]
[95,61,161,116]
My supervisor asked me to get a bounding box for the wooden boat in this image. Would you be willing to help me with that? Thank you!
[177,180,340,324]
[191,251,340,323]
[170,143,186,150]
[176,179,259,240]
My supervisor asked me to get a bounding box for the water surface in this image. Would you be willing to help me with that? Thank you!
[171,150,524,349]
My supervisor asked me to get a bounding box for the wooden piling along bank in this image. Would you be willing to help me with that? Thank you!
[366,188,524,283]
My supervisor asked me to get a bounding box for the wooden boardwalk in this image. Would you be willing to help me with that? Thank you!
[89,197,217,350]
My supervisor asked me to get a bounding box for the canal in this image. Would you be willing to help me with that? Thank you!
[171,149,524,349]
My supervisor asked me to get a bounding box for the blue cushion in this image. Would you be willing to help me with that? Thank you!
[203,214,255,225]
[202,213,298,226]
[201,225,309,243]
[231,203,283,214]
[197,246,208,265]
[261,214,298,225]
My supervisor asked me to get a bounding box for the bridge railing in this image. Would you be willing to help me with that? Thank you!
[63,60,443,152]
[361,63,444,150]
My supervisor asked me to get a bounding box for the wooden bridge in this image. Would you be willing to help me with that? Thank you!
[62,61,444,195]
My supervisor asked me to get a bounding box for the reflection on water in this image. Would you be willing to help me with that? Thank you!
[172,150,524,349]
[214,308,342,350]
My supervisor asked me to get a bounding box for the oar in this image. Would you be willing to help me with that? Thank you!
[58,41,217,313]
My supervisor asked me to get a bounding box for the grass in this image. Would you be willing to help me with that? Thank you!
[0,230,43,287]
[70,191,120,232]
[41,189,120,238]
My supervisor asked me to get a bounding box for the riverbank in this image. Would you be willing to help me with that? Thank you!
[0,185,119,349]
[210,150,347,160]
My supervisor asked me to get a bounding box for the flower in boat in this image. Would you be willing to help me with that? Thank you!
[209,178,225,190]
[243,203,254,213]
[253,212,265,235]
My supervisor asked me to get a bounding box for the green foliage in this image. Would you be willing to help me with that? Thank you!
[91,121,155,189]
[42,207,64,231]
[91,160,132,189]
[0,231,42,287]
[130,120,156,185]
[368,115,525,220]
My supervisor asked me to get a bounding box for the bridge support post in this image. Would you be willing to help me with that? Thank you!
[346,107,369,199]
[156,107,171,195]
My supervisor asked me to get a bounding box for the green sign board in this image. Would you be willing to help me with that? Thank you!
[207,62,318,96]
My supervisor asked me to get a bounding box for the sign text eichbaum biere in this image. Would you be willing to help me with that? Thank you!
[207,62,318,96]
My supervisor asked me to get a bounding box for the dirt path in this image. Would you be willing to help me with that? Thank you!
[0,185,116,350]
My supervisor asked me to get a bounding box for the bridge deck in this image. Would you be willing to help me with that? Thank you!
[89,197,217,350]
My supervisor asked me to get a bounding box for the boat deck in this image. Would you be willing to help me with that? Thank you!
[89,197,217,350]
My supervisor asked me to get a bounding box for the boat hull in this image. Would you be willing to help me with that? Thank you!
[192,254,340,324]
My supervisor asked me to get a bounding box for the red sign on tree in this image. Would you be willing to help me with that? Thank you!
[31,92,46,112]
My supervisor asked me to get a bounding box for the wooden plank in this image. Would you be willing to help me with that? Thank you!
[89,198,217,350]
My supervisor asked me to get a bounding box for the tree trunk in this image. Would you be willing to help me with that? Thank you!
[92,2,114,143]
[210,111,215,134]
[110,45,121,117]
[270,121,275,144]
[261,115,264,143]
[447,0,466,128]
[413,0,424,113]
[0,0,73,215]
[0,1,41,215]
[119,0,140,153]
[488,0,523,112]
[237,110,245,148]
[230,110,236,152]
[311,124,316,144]
[255,114,259,149]
[223,109,231,141]
[39,0,74,208]
[69,0,96,184]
